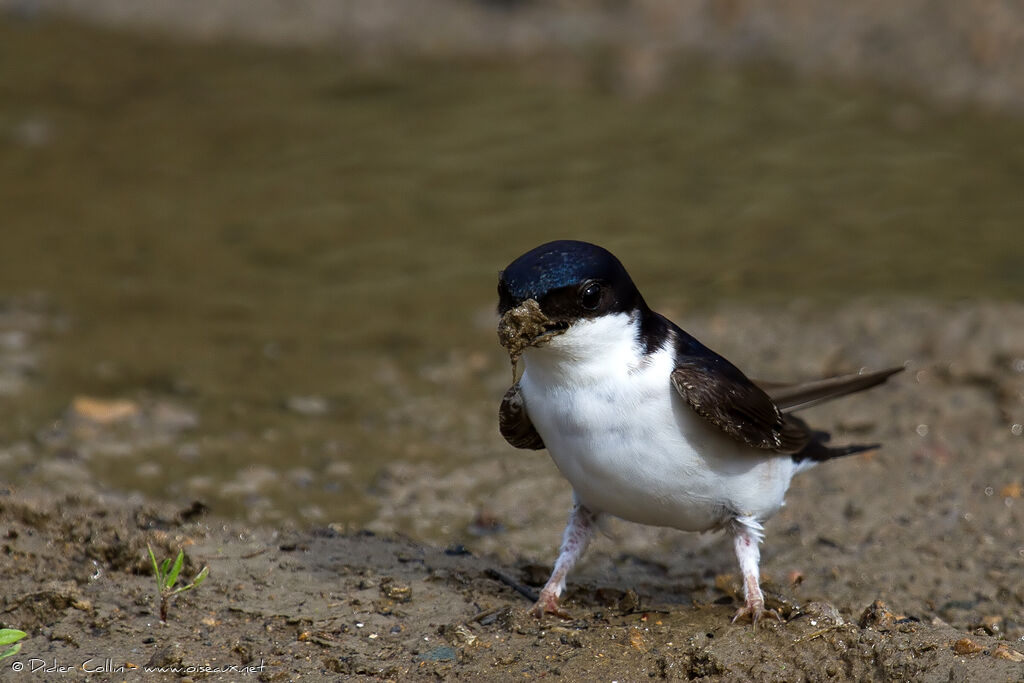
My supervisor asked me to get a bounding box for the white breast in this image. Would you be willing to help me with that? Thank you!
[518,313,797,531]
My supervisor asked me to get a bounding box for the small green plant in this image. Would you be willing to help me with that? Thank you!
[147,544,209,622]
[0,629,26,662]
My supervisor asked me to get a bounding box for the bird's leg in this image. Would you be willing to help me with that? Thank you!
[531,500,598,619]
[730,516,783,627]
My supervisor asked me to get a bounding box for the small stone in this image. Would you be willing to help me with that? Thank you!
[951,638,984,655]
[618,589,640,613]
[802,601,844,626]
[380,580,412,603]
[439,623,477,645]
[69,397,140,425]
[991,644,1024,662]
[858,600,903,631]
[979,615,1003,634]
[417,646,456,662]
[285,395,330,417]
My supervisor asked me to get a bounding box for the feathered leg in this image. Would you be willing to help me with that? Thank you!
[531,499,598,618]
[730,515,783,627]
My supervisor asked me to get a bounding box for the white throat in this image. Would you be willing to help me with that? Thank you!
[521,312,645,384]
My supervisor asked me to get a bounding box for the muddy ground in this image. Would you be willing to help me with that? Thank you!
[1,14,1022,680]
[0,300,1022,681]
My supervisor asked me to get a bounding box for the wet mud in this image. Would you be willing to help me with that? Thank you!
[0,486,1021,681]
[0,17,1022,681]
[1,299,1022,681]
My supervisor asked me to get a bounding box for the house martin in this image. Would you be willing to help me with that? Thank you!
[496,240,902,625]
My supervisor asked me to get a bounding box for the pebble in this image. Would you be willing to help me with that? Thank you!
[379,580,412,603]
[417,646,456,662]
[69,397,140,425]
[992,644,1024,662]
[285,395,330,417]
[951,638,984,655]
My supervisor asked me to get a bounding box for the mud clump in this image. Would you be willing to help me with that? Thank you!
[496,298,564,370]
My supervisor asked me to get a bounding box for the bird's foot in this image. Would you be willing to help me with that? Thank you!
[731,599,783,629]
[530,589,571,620]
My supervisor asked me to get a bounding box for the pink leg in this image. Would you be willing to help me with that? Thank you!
[531,500,598,619]
[730,516,783,627]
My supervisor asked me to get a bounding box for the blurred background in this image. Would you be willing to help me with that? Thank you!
[0,1,1022,542]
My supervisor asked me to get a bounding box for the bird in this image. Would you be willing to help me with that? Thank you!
[495,240,902,625]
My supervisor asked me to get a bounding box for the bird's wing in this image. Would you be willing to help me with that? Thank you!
[756,367,904,413]
[670,358,812,454]
[499,383,545,450]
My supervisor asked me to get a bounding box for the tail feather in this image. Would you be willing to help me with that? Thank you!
[787,414,882,465]
[798,440,880,463]
[759,366,904,414]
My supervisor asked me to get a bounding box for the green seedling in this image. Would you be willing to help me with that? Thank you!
[0,629,26,662]
[147,544,209,622]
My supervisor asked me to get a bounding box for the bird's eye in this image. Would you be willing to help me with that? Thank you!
[579,282,602,310]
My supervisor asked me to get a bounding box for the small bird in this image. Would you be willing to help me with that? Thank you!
[496,240,901,625]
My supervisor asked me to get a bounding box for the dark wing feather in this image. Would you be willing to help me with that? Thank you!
[667,320,901,458]
[499,383,545,450]
[670,358,811,454]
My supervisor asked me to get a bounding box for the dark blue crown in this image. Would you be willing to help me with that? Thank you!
[500,240,629,301]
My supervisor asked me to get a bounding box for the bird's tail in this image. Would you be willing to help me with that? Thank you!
[759,366,904,414]
[790,421,882,468]
[762,366,902,468]
[804,440,880,461]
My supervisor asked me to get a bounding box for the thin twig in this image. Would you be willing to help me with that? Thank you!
[485,568,539,602]
[471,607,502,623]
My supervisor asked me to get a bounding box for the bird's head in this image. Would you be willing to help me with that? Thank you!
[496,240,645,363]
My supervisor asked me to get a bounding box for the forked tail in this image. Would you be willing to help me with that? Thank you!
[759,366,904,414]
[774,365,904,465]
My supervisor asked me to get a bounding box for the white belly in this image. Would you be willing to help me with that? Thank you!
[519,325,797,531]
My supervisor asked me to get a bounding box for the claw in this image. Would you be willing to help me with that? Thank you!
[731,600,784,628]
[530,590,571,620]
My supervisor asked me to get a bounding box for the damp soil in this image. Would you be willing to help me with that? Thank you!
[4,18,1024,527]
[1,299,1022,681]
[0,482,1021,682]
[0,16,1023,682]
